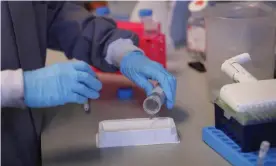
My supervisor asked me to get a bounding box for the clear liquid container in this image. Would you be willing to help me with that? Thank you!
[139,9,159,35]
[205,2,276,102]
[143,86,165,116]
[187,1,208,62]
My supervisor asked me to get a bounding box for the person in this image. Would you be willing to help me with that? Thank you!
[1,2,176,166]
[129,1,188,72]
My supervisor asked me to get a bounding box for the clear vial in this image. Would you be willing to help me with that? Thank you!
[84,102,90,113]
[139,9,159,35]
[143,86,165,116]
[187,1,207,62]
[257,141,270,166]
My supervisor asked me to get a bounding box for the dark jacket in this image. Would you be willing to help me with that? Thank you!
[1,1,138,166]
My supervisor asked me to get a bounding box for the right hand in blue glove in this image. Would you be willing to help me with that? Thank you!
[120,51,177,109]
[23,61,102,108]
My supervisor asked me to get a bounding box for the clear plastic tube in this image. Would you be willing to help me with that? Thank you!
[143,86,165,115]
[257,141,270,166]
[84,101,90,114]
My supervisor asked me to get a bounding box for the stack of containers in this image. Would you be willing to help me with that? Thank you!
[138,9,166,68]
[186,0,208,72]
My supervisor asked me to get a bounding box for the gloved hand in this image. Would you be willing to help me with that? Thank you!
[23,61,102,108]
[120,51,177,109]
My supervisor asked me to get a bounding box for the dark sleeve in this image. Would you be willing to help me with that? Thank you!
[46,2,139,72]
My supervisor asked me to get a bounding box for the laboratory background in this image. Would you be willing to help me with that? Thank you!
[18,1,276,166]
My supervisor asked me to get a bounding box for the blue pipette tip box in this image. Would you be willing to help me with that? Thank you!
[202,126,276,166]
[117,88,133,100]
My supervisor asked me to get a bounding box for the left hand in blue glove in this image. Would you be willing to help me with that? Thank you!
[120,51,177,109]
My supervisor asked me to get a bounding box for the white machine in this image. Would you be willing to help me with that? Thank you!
[219,53,276,123]
[221,53,258,83]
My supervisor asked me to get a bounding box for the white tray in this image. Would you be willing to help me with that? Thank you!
[96,117,180,148]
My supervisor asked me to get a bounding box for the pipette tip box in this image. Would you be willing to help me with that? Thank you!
[202,127,276,166]
[96,117,180,148]
[215,103,276,152]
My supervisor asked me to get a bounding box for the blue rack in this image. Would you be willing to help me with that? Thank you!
[202,127,276,166]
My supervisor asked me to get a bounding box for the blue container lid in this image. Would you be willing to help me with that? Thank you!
[139,9,153,17]
[117,88,134,100]
[96,7,110,16]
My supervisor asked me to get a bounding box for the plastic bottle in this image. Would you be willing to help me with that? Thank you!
[187,0,208,62]
[130,1,175,56]
[139,9,159,35]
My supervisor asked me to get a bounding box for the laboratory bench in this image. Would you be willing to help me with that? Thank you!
[41,49,231,166]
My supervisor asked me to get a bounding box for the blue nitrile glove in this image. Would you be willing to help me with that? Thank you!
[120,51,177,109]
[23,61,102,108]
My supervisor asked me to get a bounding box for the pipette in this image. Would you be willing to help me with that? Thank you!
[83,74,99,114]
[143,86,165,117]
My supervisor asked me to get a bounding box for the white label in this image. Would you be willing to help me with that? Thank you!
[187,26,206,52]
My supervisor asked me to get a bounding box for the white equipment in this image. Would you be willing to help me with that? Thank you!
[219,53,276,123]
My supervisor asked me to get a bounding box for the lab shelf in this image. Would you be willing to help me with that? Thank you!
[202,127,276,166]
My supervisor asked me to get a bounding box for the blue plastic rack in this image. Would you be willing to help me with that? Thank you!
[202,127,276,166]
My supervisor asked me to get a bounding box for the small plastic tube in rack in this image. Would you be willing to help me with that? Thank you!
[257,141,270,166]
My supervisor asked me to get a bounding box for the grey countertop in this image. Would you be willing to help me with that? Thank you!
[42,49,231,166]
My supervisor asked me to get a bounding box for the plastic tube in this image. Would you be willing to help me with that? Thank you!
[143,86,165,115]
[257,141,270,166]
[84,101,90,114]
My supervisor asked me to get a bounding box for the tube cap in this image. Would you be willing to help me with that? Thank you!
[139,9,153,17]
[189,0,208,12]
[96,7,110,16]
[117,88,133,100]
